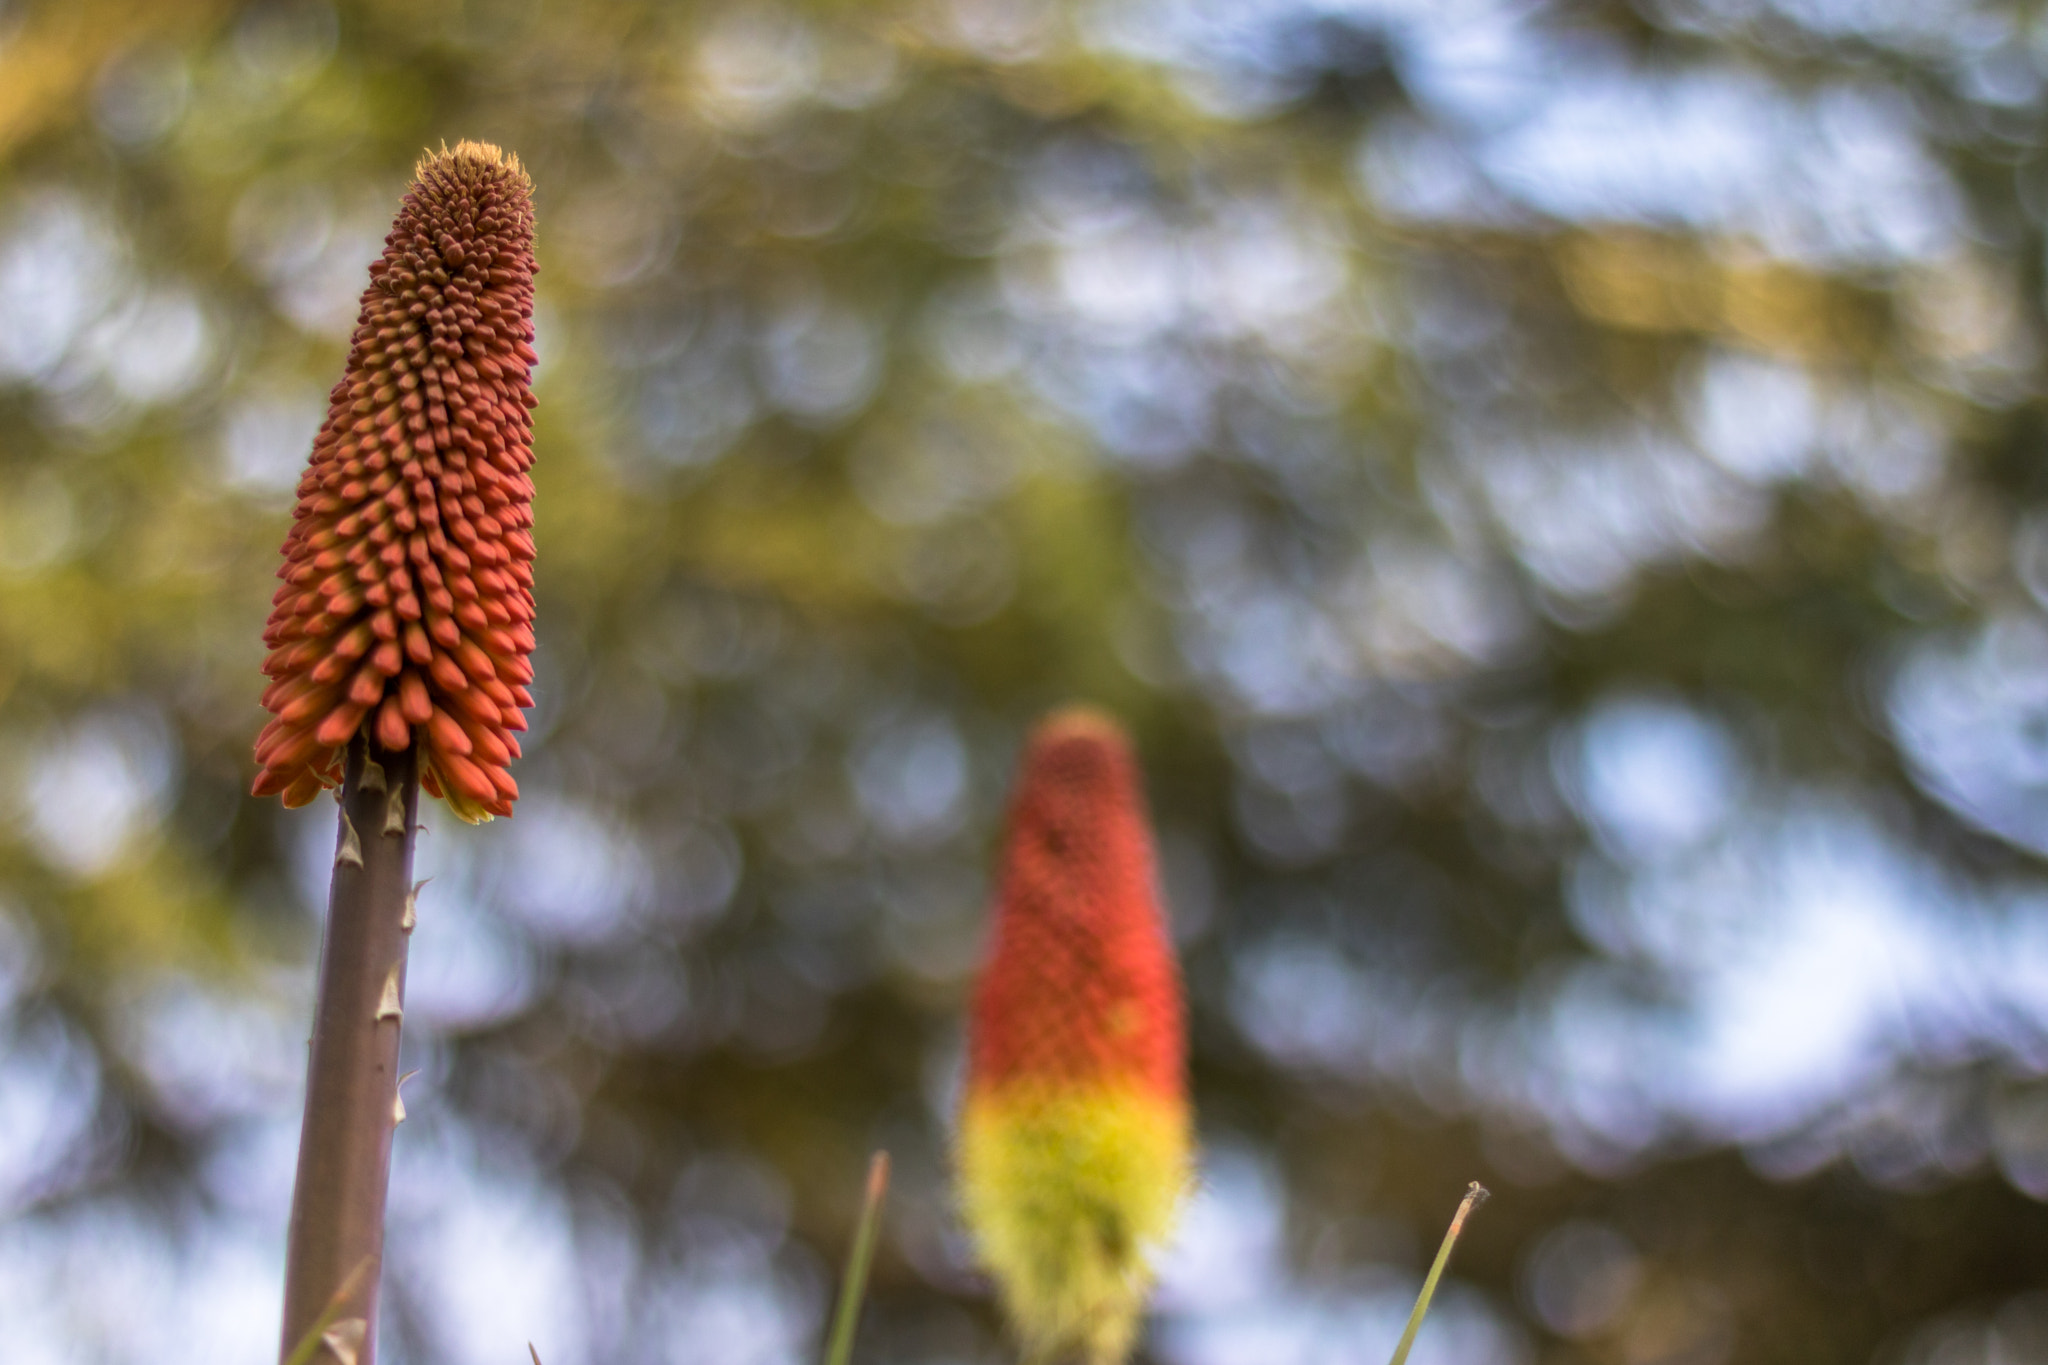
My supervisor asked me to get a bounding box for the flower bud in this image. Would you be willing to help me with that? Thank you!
[253,141,537,822]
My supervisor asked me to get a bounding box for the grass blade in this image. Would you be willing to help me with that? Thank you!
[822,1151,891,1365]
[1387,1182,1490,1365]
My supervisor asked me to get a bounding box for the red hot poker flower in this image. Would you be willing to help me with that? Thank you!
[960,708,1192,1365]
[252,142,538,822]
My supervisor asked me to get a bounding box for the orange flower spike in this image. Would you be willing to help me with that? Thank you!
[252,142,538,823]
[959,709,1193,1365]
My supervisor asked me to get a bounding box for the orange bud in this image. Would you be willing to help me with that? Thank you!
[375,698,411,752]
[426,707,472,758]
[398,671,433,724]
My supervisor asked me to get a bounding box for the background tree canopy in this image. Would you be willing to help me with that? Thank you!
[3,0,2048,1360]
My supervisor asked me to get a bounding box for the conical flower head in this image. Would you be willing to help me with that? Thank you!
[253,142,538,822]
[959,708,1192,1365]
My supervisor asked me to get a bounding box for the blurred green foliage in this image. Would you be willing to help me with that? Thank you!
[8,0,2048,1362]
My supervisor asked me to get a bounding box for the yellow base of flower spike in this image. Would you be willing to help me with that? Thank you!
[960,1082,1192,1365]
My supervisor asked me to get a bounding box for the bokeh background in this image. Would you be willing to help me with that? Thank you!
[5,0,2048,1360]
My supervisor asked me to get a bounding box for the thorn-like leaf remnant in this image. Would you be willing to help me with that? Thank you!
[393,1068,420,1127]
[959,709,1191,1365]
[383,784,407,837]
[360,756,386,793]
[376,965,404,1023]
[401,878,427,932]
[321,1317,366,1365]
[253,140,538,823]
[336,812,363,868]
[280,1256,375,1365]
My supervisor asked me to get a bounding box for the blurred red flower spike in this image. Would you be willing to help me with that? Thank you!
[959,708,1193,1365]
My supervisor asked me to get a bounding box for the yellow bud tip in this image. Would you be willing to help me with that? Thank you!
[1031,704,1127,747]
[414,139,532,190]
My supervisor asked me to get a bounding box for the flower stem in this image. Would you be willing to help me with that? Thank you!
[279,736,420,1365]
[822,1152,891,1365]
[1386,1182,1490,1365]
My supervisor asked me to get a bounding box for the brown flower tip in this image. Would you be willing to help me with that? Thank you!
[253,141,538,823]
